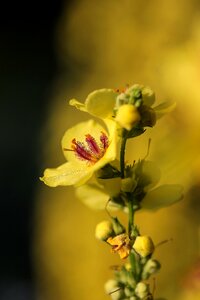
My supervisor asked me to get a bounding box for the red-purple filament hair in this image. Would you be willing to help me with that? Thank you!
[69,131,109,163]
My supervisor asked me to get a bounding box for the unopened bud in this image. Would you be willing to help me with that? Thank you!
[104,279,123,300]
[115,104,141,131]
[135,282,149,299]
[133,236,155,257]
[95,220,113,241]
[142,259,161,279]
[124,286,134,297]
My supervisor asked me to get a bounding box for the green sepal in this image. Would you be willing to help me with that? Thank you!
[126,126,146,139]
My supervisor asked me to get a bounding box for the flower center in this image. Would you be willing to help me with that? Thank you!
[69,131,109,164]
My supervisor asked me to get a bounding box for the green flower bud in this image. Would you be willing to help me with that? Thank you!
[133,236,155,257]
[95,220,113,241]
[135,282,149,299]
[142,259,161,280]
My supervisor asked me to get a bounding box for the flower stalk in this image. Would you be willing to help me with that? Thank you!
[40,84,183,300]
[120,134,127,179]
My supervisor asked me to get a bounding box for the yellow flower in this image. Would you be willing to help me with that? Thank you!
[133,236,154,257]
[40,119,117,187]
[70,86,176,129]
[75,159,183,211]
[107,233,131,259]
[133,160,183,210]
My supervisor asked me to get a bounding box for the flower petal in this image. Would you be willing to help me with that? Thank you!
[75,183,119,210]
[89,121,117,172]
[154,101,176,119]
[97,177,121,197]
[142,184,183,210]
[40,162,93,187]
[69,99,87,112]
[85,89,117,118]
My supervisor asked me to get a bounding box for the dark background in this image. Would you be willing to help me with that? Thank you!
[0,1,70,298]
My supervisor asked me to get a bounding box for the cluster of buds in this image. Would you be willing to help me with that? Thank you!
[95,219,160,300]
[114,85,156,134]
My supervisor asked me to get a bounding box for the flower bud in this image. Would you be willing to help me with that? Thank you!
[142,259,161,280]
[115,104,141,131]
[95,220,113,241]
[135,282,149,299]
[124,286,133,297]
[104,279,123,300]
[133,236,155,257]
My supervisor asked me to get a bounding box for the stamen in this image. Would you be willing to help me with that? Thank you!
[64,132,109,164]
[85,134,101,155]
[71,139,95,162]
[100,131,109,150]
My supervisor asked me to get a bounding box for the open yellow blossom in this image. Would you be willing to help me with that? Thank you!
[40,119,117,187]
[107,233,131,259]
[75,160,183,211]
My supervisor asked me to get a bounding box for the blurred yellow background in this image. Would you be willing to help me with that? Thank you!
[35,1,200,299]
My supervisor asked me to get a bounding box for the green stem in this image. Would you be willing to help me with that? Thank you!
[120,136,127,179]
[120,135,137,279]
[129,251,136,278]
[128,200,134,235]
